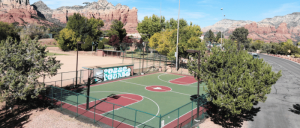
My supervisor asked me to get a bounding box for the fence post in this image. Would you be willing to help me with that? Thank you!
[132,50,133,64]
[159,56,161,68]
[80,70,82,85]
[159,114,162,128]
[146,53,148,69]
[94,99,96,123]
[139,54,141,74]
[51,86,54,100]
[177,108,180,128]
[123,51,124,63]
[61,72,63,88]
[181,64,183,74]
[134,110,137,127]
[112,104,114,128]
[77,94,78,117]
[153,55,155,69]
[60,88,62,111]
[191,101,193,126]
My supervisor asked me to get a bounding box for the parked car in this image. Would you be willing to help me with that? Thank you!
[252,53,260,59]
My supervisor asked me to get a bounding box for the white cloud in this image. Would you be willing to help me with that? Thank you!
[261,2,300,17]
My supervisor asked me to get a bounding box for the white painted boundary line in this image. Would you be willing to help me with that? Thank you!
[158,73,198,87]
[89,72,162,89]
[163,105,201,127]
[120,80,191,96]
[56,98,134,127]
[90,91,160,127]
[98,94,144,116]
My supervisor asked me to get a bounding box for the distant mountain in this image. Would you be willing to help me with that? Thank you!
[0,0,52,26]
[0,0,139,34]
[202,12,300,43]
[31,0,139,33]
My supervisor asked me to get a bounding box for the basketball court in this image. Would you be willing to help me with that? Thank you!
[50,72,208,128]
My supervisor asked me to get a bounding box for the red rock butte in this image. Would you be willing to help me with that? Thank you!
[203,12,300,43]
[0,0,52,25]
[0,0,139,34]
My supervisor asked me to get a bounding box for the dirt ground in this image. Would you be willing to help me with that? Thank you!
[1,48,248,128]
[38,38,57,46]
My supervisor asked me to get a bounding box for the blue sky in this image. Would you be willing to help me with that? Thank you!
[30,0,300,28]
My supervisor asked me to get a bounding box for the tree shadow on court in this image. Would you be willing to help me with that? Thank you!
[289,104,300,115]
[0,90,56,127]
[206,101,260,128]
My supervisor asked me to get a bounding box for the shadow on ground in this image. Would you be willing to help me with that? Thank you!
[289,104,300,115]
[0,91,55,127]
[206,102,261,128]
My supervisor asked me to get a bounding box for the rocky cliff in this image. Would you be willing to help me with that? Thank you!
[0,0,52,25]
[202,12,300,43]
[32,0,139,33]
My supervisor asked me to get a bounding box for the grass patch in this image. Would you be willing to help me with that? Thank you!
[46,52,67,56]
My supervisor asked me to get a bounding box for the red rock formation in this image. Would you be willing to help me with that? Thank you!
[46,0,139,34]
[0,0,52,25]
[276,22,289,34]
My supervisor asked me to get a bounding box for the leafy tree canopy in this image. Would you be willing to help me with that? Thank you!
[230,27,249,50]
[108,35,120,50]
[165,18,188,30]
[0,37,62,104]
[137,14,165,42]
[149,24,203,60]
[59,13,104,51]
[215,31,224,43]
[0,21,20,42]
[57,28,80,51]
[188,40,282,117]
[206,30,215,44]
[107,20,127,42]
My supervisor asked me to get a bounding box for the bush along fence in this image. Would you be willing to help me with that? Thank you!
[46,86,209,128]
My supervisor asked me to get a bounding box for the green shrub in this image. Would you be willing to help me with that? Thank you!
[81,35,93,51]
[98,40,104,49]
[291,55,295,58]
[104,44,113,49]
[134,48,141,52]
[295,54,300,58]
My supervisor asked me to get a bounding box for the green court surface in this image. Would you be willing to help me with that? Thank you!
[53,72,207,128]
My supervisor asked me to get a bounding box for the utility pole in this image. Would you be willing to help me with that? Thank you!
[176,0,180,70]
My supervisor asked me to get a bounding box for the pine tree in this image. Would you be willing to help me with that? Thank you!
[207,30,215,44]
[187,40,282,117]
[0,37,62,106]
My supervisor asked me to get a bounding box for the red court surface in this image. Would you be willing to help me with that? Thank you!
[53,94,143,128]
[145,85,172,92]
[169,76,198,85]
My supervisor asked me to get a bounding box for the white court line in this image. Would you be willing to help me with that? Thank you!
[89,72,162,89]
[89,91,160,127]
[158,73,198,87]
[57,99,134,127]
[120,80,192,96]
[97,94,144,116]
[78,93,142,107]
[162,105,200,127]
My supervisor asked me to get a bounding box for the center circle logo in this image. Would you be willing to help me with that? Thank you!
[145,85,172,92]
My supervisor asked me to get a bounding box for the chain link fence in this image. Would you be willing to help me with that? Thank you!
[46,85,209,128]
